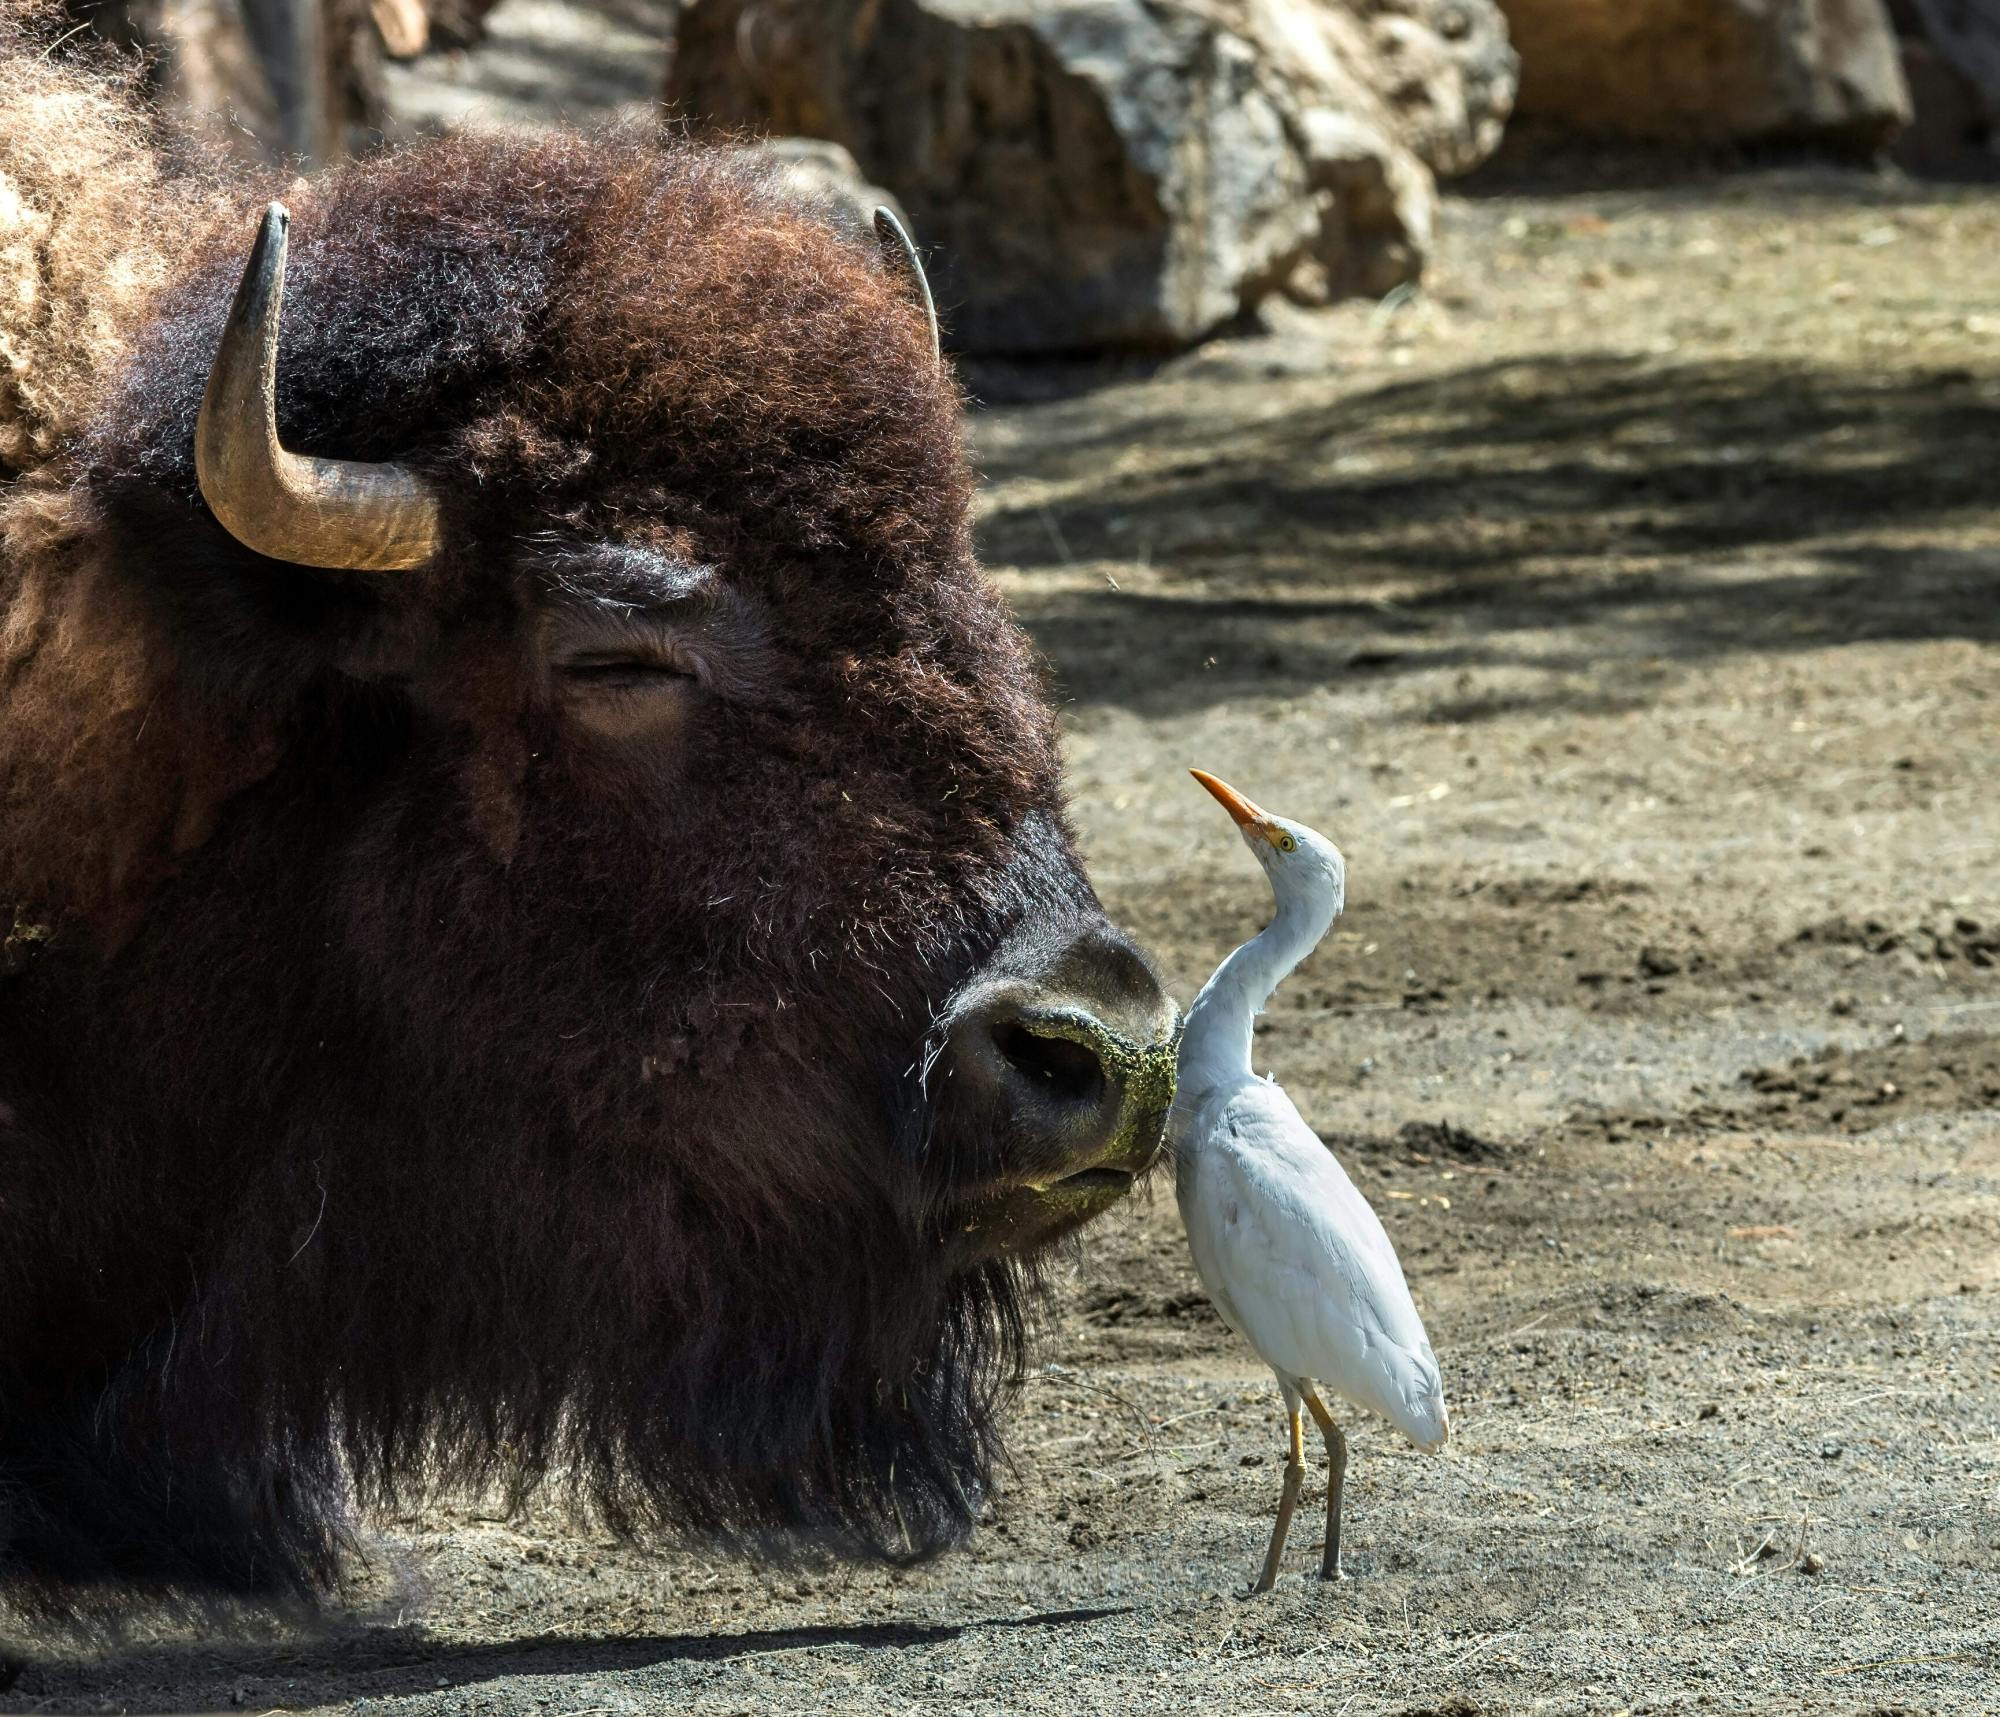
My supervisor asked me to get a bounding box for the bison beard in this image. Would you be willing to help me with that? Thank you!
[0,60,1174,1623]
[0,809,1070,1613]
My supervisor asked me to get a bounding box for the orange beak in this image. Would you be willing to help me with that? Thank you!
[1190,769,1283,847]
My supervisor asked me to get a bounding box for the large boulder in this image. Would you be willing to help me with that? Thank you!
[1497,0,1911,151]
[1902,0,2000,122]
[666,0,1518,354]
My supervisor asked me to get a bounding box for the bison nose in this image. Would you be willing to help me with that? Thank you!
[946,926,1179,1183]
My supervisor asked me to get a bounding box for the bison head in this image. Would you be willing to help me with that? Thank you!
[0,134,1174,1610]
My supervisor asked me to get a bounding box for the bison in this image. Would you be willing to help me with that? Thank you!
[0,13,1177,1622]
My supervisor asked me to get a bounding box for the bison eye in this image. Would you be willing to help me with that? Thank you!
[559,653,699,691]
[554,644,704,740]
[537,550,775,731]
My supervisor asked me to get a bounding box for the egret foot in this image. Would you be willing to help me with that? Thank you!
[1252,1403,1307,1593]
[1304,1386,1348,1582]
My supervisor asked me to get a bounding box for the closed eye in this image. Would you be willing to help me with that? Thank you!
[559,652,699,690]
[535,545,778,731]
[548,628,709,740]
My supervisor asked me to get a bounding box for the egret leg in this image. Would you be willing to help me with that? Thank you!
[1252,1401,1307,1593]
[1303,1387,1348,1581]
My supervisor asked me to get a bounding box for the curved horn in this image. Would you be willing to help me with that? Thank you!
[872,205,941,367]
[196,203,441,571]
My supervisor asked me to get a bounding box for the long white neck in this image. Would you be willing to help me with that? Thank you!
[1178,872,1334,1091]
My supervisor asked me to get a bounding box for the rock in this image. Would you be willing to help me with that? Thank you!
[728,136,909,244]
[418,0,511,53]
[383,0,674,135]
[63,0,397,163]
[1892,36,1989,167]
[370,0,429,58]
[1893,0,2000,167]
[666,0,1517,353]
[1496,0,1910,151]
[1905,0,2000,120]
[65,0,278,163]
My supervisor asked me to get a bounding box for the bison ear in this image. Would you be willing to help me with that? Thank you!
[872,206,941,368]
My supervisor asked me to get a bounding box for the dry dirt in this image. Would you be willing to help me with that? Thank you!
[8,59,2000,1717]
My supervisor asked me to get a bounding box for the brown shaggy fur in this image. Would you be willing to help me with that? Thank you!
[3,116,1023,937]
[0,2,227,473]
[0,14,1163,1625]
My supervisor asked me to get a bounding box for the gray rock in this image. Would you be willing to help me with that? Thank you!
[666,0,1516,353]
[735,137,910,243]
[1905,0,2000,123]
[1497,0,1911,151]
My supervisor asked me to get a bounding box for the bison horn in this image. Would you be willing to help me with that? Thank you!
[196,203,442,571]
[872,206,941,367]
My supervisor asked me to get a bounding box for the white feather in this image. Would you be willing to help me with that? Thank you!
[1176,1079,1448,1449]
[1170,797,1449,1453]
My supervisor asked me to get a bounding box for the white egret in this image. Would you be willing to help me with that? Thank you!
[1172,770,1449,1593]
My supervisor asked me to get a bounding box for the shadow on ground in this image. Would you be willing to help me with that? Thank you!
[2,1605,1125,1713]
[978,353,2000,715]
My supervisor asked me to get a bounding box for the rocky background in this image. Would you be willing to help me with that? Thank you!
[664,0,1519,350]
[45,0,2000,351]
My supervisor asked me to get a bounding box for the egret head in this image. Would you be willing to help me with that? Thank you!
[1189,770,1345,912]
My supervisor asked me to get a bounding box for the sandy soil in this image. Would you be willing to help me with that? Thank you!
[7,53,1999,1717]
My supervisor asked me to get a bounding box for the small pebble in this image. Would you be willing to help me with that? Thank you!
[1800,1551,1826,1576]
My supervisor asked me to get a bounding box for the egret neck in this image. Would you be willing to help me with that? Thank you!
[1176,820,1345,1106]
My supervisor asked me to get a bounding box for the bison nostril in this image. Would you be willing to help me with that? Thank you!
[991,1020,1106,1109]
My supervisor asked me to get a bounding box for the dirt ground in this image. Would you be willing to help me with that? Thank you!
[9,35,2000,1717]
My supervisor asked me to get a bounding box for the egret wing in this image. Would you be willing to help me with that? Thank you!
[1180,1080,1448,1448]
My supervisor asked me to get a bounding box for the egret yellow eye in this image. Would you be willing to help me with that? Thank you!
[1277,832,1297,853]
